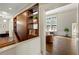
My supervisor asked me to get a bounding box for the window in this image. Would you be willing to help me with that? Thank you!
[46,15,57,32]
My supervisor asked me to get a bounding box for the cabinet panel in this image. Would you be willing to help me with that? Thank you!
[16,12,28,41]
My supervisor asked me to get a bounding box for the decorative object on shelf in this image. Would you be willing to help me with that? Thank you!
[33,16,38,29]
[64,27,69,37]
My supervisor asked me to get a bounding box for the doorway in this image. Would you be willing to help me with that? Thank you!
[44,3,78,55]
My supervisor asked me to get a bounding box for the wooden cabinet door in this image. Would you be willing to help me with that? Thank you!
[16,12,28,41]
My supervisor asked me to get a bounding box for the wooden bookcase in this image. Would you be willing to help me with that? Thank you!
[13,4,39,42]
[27,4,39,39]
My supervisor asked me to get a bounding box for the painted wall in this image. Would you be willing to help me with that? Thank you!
[0,47,16,55]
[16,37,41,55]
[78,3,79,54]
[53,9,77,36]
[0,37,41,55]
[0,17,9,34]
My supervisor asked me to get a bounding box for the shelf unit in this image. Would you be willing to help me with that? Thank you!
[13,4,39,42]
[27,5,39,39]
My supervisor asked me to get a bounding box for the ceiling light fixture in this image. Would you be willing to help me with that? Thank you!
[9,8,12,10]
[3,20,7,22]
[2,11,7,15]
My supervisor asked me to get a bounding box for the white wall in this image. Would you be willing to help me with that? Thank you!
[0,17,9,34]
[78,3,79,54]
[16,37,41,55]
[0,48,16,55]
[9,19,13,38]
[0,37,41,55]
[52,9,77,36]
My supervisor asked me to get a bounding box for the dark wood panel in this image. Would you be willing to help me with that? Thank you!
[46,35,53,43]
[16,12,28,41]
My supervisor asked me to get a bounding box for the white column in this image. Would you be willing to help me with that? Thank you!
[39,4,46,55]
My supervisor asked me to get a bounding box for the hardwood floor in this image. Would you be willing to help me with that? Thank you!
[0,37,15,48]
[0,37,8,47]
[46,36,75,55]
[46,43,53,55]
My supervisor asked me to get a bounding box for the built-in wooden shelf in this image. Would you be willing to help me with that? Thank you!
[13,3,39,42]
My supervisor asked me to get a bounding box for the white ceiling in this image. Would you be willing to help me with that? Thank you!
[46,3,77,15]
[0,3,31,19]
[40,3,70,11]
